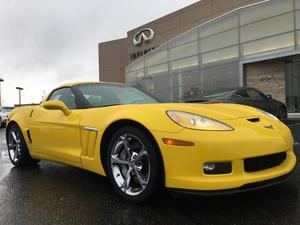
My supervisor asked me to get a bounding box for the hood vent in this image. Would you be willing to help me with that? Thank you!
[247,118,260,123]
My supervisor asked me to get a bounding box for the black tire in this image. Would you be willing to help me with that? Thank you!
[6,123,40,167]
[277,106,287,122]
[106,126,161,203]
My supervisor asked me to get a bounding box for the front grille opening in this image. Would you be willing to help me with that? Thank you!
[247,118,260,123]
[244,152,287,173]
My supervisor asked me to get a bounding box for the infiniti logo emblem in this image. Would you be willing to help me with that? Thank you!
[133,28,155,46]
[258,74,272,82]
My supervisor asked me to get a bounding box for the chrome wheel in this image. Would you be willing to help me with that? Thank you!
[8,128,22,163]
[111,133,150,196]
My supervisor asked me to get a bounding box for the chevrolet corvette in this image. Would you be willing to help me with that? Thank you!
[6,82,296,202]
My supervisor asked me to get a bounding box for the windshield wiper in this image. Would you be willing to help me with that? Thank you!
[101,104,122,107]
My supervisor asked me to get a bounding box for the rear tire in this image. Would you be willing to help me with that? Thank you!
[106,126,161,203]
[7,123,40,167]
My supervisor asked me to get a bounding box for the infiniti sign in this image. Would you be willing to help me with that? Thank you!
[133,28,155,46]
[258,74,272,82]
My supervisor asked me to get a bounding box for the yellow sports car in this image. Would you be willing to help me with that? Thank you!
[6,82,296,202]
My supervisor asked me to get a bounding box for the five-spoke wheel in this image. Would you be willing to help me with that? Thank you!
[7,123,39,167]
[8,127,22,164]
[107,127,161,202]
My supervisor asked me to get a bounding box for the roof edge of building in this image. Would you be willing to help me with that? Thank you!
[98,37,127,46]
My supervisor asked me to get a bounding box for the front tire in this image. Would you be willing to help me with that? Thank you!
[7,123,39,167]
[106,126,161,202]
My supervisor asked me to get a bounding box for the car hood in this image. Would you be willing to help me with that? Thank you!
[137,103,261,120]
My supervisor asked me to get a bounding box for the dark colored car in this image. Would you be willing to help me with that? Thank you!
[186,87,288,121]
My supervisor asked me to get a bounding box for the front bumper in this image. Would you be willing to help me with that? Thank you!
[168,169,295,195]
[152,117,297,192]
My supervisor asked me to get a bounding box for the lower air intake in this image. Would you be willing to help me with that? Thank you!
[244,152,287,172]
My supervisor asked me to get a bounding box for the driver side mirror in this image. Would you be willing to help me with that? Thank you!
[41,100,72,116]
[266,94,272,100]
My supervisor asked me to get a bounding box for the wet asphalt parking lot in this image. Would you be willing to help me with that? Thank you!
[0,122,300,225]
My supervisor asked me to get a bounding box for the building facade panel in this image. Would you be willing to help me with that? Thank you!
[99,0,300,114]
[124,0,300,114]
[296,0,300,9]
[98,38,127,82]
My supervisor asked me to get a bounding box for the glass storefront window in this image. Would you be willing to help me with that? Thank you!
[126,59,144,72]
[126,69,144,83]
[200,29,238,53]
[296,10,300,30]
[241,32,294,57]
[182,71,202,87]
[199,14,238,38]
[145,75,172,102]
[296,0,300,9]
[173,69,202,87]
[168,31,197,48]
[182,85,202,100]
[202,46,238,65]
[145,64,168,75]
[240,13,294,43]
[169,41,198,61]
[145,50,167,67]
[171,56,198,71]
[297,31,300,49]
[285,60,300,113]
[171,87,180,102]
[240,0,293,26]
[202,63,239,89]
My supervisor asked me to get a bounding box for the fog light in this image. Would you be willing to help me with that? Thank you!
[203,163,216,171]
[203,162,232,175]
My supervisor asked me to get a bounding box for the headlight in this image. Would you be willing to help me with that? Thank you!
[256,109,279,121]
[166,110,233,131]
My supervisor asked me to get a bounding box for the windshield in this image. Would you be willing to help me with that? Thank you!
[76,84,159,107]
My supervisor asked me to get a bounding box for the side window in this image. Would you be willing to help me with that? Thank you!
[235,90,249,98]
[48,88,77,109]
[245,89,267,101]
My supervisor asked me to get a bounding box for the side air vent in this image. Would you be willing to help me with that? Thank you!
[26,129,32,143]
[247,118,260,123]
[29,109,34,118]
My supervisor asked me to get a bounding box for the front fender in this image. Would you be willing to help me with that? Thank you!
[80,105,183,134]
[7,106,35,145]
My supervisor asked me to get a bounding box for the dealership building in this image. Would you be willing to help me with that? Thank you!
[98,0,300,114]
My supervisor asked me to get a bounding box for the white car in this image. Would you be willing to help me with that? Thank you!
[0,109,8,127]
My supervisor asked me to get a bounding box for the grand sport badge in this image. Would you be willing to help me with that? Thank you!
[133,28,154,46]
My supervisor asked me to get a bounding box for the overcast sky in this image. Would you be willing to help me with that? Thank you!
[0,0,199,106]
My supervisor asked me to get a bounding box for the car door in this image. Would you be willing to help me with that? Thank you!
[29,87,83,167]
